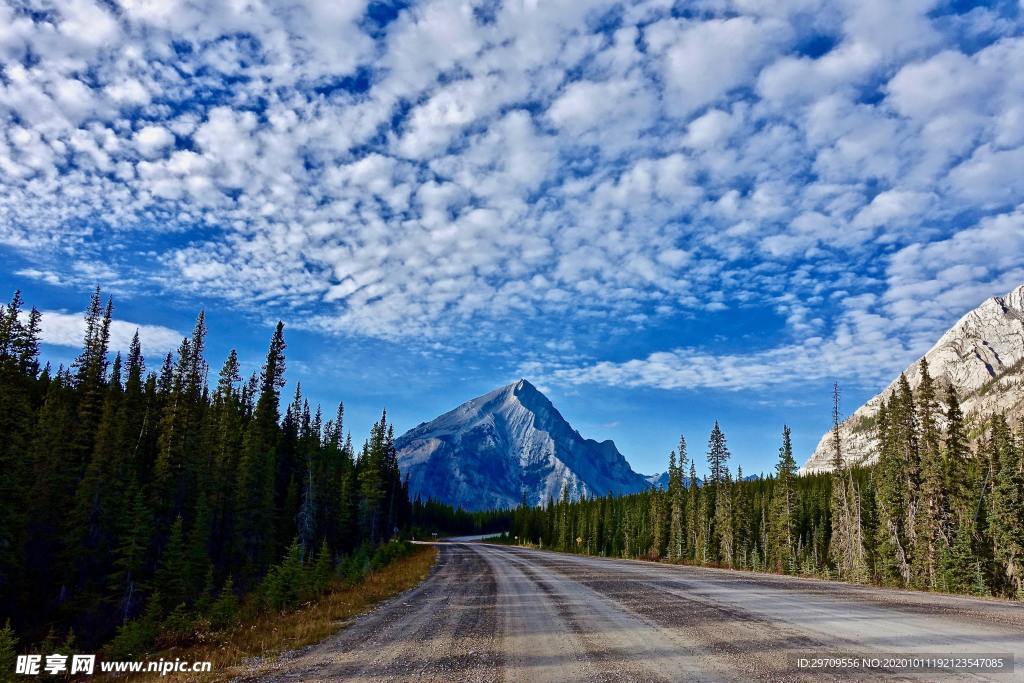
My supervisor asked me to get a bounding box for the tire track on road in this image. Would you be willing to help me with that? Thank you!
[496,545,740,682]
[499,545,1024,682]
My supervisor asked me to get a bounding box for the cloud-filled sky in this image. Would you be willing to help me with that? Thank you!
[2,0,1023,476]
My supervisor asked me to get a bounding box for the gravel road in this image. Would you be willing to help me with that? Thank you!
[249,542,1024,682]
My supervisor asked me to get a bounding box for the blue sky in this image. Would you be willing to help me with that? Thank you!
[2,0,1024,477]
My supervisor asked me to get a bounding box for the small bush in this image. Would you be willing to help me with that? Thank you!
[309,540,333,595]
[105,590,163,660]
[156,603,195,648]
[370,540,411,570]
[0,619,18,680]
[339,544,371,584]
[208,577,240,631]
[260,540,306,611]
[106,619,155,662]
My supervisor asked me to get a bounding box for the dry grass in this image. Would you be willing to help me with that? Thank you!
[114,544,437,682]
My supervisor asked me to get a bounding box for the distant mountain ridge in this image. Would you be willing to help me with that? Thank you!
[802,283,1024,473]
[395,379,652,510]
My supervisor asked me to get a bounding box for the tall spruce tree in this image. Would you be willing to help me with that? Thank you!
[667,438,687,561]
[875,381,914,585]
[943,386,972,528]
[688,460,701,562]
[715,467,734,567]
[828,384,865,580]
[988,416,1024,598]
[768,425,796,573]
[913,359,947,589]
[235,322,286,582]
[706,421,730,562]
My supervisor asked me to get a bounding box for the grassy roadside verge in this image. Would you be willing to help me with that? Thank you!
[115,543,438,682]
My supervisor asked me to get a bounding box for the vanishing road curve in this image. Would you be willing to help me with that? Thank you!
[251,542,1024,682]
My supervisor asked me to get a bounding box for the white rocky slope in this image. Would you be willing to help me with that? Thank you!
[801,283,1024,473]
[395,379,652,510]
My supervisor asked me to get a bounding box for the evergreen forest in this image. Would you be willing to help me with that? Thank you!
[0,288,483,657]
[505,376,1024,600]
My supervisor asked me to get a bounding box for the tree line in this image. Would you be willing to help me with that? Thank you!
[506,365,1024,600]
[0,289,415,655]
[409,498,513,537]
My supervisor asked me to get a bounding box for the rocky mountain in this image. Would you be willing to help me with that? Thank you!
[395,379,652,510]
[646,471,671,489]
[801,283,1024,473]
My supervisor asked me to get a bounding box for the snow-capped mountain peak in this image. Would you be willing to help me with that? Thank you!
[396,379,651,510]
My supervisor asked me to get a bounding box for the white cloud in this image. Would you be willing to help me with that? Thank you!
[134,125,175,158]
[547,77,657,144]
[884,208,1024,329]
[59,0,121,49]
[0,0,1022,395]
[852,190,934,228]
[33,310,183,356]
[758,41,880,104]
[655,16,790,114]
[947,145,1024,205]
[546,312,914,391]
[551,210,1024,392]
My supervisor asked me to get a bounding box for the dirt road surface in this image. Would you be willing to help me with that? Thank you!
[248,542,1024,682]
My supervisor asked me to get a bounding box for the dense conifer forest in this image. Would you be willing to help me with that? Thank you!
[505,377,1024,600]
[0,289,471,657]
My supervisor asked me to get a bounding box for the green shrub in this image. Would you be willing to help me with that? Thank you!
[371,540,410,570]
[339,544,371,584]
[260,540,306,611]
[0,619,18,681]
[156,603,194,648]
[208,577,240,631]
[309,540,334,595]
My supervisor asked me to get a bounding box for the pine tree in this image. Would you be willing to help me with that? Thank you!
[715,467,734,567]
[153,314,208,531]
[688,460,700,561]
[21,371,77,627]
[913,359,947,589]
[155,516,189,611]
[988,415,1024,598]
[358,416,388,547]
[667,440,686,561]
[109,484,151,624]
[0,292,41,622]
[208,577,239,630]
[72,290,113,470]
[337,434,358,553]
[874,384,913,586]
[649,487,665,560]
[706,421,729,485]
[943,386,971,528]
[310,539,333,593]
[829,383,864,580]
[706,421,730,562]
[235,323,286,581]
[318,403,346,554]
[0,618,16,679]
[767,425,796,573]
[941,519,977,594]
[67,353,127,612]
